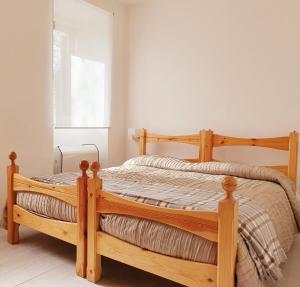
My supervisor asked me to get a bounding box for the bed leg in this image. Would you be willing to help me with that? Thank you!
[87,162,102,282]
[76,160,89,277]
[7,152,20,244]
[217,176,238,287]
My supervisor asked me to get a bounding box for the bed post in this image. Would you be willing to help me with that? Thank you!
[200,129,213,162]
[76,160,89,277]
[217,176,238,287]
[288,131,298,183]
[139,128,147,155]
[7,152,20,244]
[87,161,102,282]
[198,131,202,161]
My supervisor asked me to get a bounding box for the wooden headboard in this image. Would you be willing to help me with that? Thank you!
[139,128,206,163]
[202,130,299,182]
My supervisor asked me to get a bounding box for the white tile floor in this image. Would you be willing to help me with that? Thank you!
[1,227,299,287]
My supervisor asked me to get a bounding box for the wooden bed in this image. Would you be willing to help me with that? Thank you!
[86,129,298,287]
[7,152,89,277]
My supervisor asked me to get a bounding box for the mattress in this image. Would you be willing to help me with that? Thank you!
[15,156,300,287]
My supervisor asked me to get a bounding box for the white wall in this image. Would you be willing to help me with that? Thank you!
[126,0,300,184]
[0,0,54,219]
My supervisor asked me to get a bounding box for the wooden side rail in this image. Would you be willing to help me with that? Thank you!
[87,161,238,287]
[7,152,89,278]
[98,190,218,242]
[13,205,77,245]
[98,232,218,287]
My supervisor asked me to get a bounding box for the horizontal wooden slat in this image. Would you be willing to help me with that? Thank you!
[98,232,217,287]
[213,134,289,151]
[146,133,201,146]
[13,205,77,245]
[97,190,218,242]
[13,174,77,206]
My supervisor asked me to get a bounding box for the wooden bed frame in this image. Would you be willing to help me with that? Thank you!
[86,129,298,287]
[87,162,238,287]
[7,152,89,277]
[6,129,297,286]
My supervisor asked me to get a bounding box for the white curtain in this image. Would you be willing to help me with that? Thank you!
[53,0,113,127]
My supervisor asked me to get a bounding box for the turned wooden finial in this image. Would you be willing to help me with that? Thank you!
[91,161,100,179]
[9,152,17,166]
[222,176,237,199]
[80,160,89,177]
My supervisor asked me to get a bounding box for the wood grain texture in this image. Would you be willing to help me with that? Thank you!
[13,205,77,245]
[139,128,147,155]
[288,131,298,182]
[203,130,298,182]
[97,190,219,242]
[201,129,213,162]
[76,160,89,277]
[212,134,290,150]
[7,153,20,244]
[98,231,217,287]
[13,174,77,206]
[217,177,238,287]
[138,128,203,161]
[146,132,201,146]
[87,172,102,282]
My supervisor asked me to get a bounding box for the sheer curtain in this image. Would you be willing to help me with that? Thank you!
[53,0,113,128]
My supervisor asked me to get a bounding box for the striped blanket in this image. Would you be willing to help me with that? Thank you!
[15,156,300,287]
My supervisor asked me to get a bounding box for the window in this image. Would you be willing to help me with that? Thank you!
[53,0,113,128]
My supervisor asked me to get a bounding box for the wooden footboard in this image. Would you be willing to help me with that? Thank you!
[6,152,89,277]
[86,162,238,287]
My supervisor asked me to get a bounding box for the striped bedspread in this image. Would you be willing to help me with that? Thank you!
[16,156,300,287]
